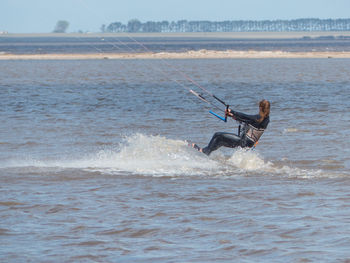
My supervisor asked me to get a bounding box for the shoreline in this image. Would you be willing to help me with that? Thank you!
[1,50,350,60]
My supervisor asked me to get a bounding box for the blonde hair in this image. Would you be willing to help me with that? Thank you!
[258,99,270,123]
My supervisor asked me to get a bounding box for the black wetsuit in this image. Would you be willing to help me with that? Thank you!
[202,111,269,156]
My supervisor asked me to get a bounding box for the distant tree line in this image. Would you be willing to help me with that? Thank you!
[102,18,350,33]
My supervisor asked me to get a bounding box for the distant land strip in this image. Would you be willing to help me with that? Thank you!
[2,31,350,39]
[2,50,350,60]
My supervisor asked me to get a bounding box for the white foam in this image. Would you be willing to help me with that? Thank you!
[282,127,310,134]
[22,133,220,177]
[283,128,300,133]
[223,148,330,179]
[0,133,339,179]
[226,148,273,171]
[93,133,219,176]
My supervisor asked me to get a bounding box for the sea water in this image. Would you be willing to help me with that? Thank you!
[1,55,350,261]
[2,35,350,54]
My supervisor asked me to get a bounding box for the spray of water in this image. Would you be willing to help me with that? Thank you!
[1,133,334,179]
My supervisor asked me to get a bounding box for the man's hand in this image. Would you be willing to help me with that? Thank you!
[225,108,234,118]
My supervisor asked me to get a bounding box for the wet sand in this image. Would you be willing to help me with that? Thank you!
[1,50,350,60]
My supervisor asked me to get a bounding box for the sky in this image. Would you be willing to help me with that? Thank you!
[1,0,350,33]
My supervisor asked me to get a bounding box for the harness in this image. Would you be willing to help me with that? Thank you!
[245,124,265,143]
[238,123,265,148]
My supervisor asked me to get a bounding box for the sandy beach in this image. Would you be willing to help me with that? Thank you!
[1,50,350,60]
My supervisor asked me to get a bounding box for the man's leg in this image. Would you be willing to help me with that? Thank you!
[202,132,241,155]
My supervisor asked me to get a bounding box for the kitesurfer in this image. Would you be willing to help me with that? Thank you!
[192,99,270,156]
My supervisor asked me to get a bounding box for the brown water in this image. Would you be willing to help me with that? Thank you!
[1,58,350,262]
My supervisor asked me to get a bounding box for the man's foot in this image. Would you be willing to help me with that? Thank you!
[189,142,202,153]
[192,143,201,151]
[186,140,207,154]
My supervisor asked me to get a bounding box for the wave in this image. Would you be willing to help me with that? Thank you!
[282,128,310,134]
[85,133,220,176]
[0,133,341,179]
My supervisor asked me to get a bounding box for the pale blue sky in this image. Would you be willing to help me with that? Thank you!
[1,0,350,33]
